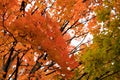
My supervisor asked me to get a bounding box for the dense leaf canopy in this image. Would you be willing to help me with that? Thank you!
[0,0,120,80]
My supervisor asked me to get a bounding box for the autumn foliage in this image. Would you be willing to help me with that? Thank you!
[0,0,104,80]
[0,0,79,79]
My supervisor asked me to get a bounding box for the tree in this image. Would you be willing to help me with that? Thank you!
[0,0,103,80]
[76,0,120,80]
[0,0,77,79]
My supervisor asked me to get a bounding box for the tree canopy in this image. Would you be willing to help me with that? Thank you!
[76,0,120,80]
[0,0,120,80]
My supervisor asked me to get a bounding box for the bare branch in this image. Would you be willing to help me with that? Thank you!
[41,2,54,16]
[66,32,88,44]
[2,11,17,43]
[69,33,88,55]
[62,19,79,35]
[14,56,19,80]
[31,7,39,15]
[99,71,120,80]
[45,70,56,76]
[2,46,15,78]
[77,72,88,80]
[60,20,69,32]
[29,54,44,74]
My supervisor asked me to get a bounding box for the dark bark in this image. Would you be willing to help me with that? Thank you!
[62,19,79,35]
[14,56,20,80]
[60,20,69,32]
[77,72,88,80]
[20,1,27,12]
[2,47,14,78]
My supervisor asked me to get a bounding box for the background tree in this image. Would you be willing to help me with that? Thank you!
[76,0,120,80]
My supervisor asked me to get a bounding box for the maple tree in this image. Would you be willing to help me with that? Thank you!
[0,0,78,79]
[0,0,108,80]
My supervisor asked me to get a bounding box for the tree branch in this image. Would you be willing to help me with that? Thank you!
[29,54,44,74]
[69,33,88,55]
[14,56,19,80]
[62,19,79,35]
[77,72,88,80]
[2,46,15,78]
[60,20,69,32]
[99,71,120,80]
[45,70,56,76]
